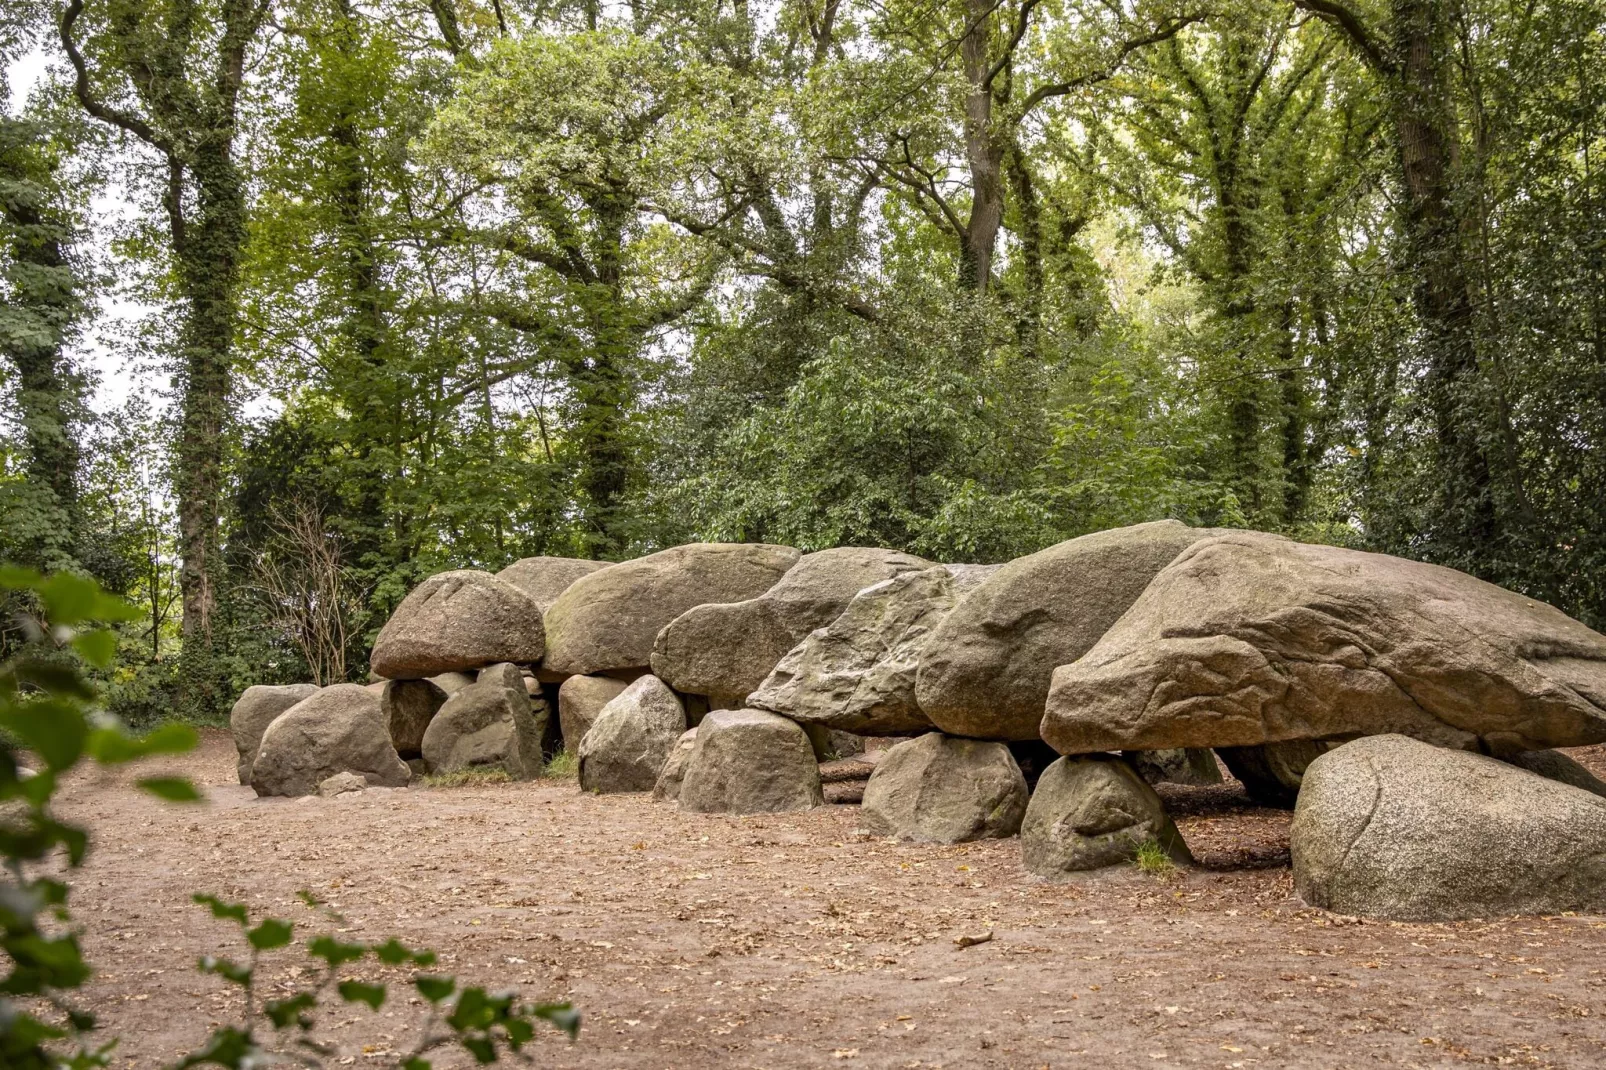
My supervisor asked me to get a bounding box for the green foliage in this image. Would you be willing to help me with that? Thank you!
[1133,839,1179,878]
[540,750,578,780]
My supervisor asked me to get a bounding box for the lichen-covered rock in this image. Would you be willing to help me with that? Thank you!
[494,556,609,614]
[372,571,545,679]
[859,733,1028,843]
[557,674,630,751]
[577,675,687,793]
[229,683,319,784]
[543,544,800,677]
[382,678,448,760]
[918,521,1218,740]
[1292,735,1606,920]
[653,728,699,802]
[653,547,932,703]
[420,663,546,779]
[1124,748,1223,787]
[252,685,410,797]
[1020,755,1192,876]
[678,709,823,814]
[1044,532,1606,756]
[749,565,997,735]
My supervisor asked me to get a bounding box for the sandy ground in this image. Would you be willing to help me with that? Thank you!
[42,730,1606,1068]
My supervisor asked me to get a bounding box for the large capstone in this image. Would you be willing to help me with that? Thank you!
[371,570,545,679]
[1292,735,1606,920]
[749,565,998,735]
[543,543,800,677]
[229,683,319,784]
[678,709,823,814]
[917,521,1217,740]
[1044,532,1606,756]
[420,663,547,779]
[251,685,410,797]
[576,675,687,793]
[1019,754,1192,877]
[858,733,1028,843]
[494,556,609,614]
[653,547,933,704]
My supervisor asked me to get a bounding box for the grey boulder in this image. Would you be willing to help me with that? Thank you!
[1292,734,1606,920]
[1500,749,1606,799]
[678,709,823,814]
[917,521,1217,740]
[1020,754,1192,876]
[653,727,699,802]
[251,685,410,797]
[318,771,367,797]
[229,683,319,784]
[576,675,687,793]
[372,570,545,679]
[543,543,800,677]
[749,565,997,735]
[859,732,1028,843]
[420,663,547,779]
[557,674,630,751]
[494,556,609,614]
[1044,532,1606,756]
[382,678,448,760]
[1124,748,1223,787]
[653,547,932,704]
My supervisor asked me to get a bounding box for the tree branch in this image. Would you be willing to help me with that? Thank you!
[1290,0,1394,75]
[59,0,172,153]
[1019,11,1210,117]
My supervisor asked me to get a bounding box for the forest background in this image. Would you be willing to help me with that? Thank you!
[2,0,1603,723]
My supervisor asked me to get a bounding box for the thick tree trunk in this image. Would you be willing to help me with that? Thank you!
[959,0,1005,291]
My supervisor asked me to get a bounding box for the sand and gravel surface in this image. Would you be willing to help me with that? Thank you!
[45,730,1606,1068]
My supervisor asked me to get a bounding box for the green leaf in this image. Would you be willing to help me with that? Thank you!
[532,1003,581,1040]
[70,629,118,669]
[410,949,437,967]
[138,777,201,803]
[198,955,252,986]
[193,894,249,925]
[246,918,293,951]
[0,700,88,769]
[263,992,317,1029]
[0,564,42,590]
[337,979,386,1010]
[401,1059,432,1070]
[371,937,411,965]
[307,935,365,967]
[170,1025,255,1068]
[460,1036,496,1063]
[414,975,455,1003]
[36,573,99,624]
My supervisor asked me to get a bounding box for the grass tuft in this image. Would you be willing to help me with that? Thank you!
[541,750,578,780]
[1133,838,1178,879]
[419,767,512,788]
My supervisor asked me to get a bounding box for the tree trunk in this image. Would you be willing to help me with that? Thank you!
[959,0,1005,291]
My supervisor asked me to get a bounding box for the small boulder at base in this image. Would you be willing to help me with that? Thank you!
[1292,734,1606,920]
[917,521,1217,740]
[382,678,448,760]
[558,674,631,751]
[653,728,699,802]
[230,683,319,784]
[653,547,932,702]
[1215,741,1332,808]
[1020,755,1192,877]
[494,556,609,614]
[252,685,410,797]
[1044,532,1606,756]
[679,709,823,814]
[1124,748,1224,787]
[318,771,368,797]
[543,543,801,677]
[420,663,547,779]
[859,733,1028,843]
[372,571,546,679]
[577,675,687,793]
[749,565,997,735]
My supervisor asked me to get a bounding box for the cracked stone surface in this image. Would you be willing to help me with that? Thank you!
[1292,734,1606,920]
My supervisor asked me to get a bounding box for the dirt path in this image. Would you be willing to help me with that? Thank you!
[48,731,1606,1068]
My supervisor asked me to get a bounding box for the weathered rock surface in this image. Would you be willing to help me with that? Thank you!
[859,733,1028,843]
[420,663,546,779]
[1216,741,1332,808]
[229,683,319,784]
[372,571,545,679]
[1020,755,1192,876]
[1500,749,1606,799]
[749,565,998,735]
[653,728,699,802]
[1124,748,1223,787]
[382,678,448,759]
[678,709,823,814]
[558,674,630,751]
[653,547,933,703]
[918,521,1217,740]
[494,556,609,614]
[1292,735,1606,920]
[252,685,410,797]
[1044,532,1606,755]
[577,675,687,793]
[544,543,801,677]
[429,671,475,695]
[318,771,367,797]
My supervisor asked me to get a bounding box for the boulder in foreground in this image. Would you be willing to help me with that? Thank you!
[230,683,319,784]
[653,727,699,802]
[252,685,410,797]
[1292,735,1606,920]
[1020,754,1191,876]
[859,732,1028,843]
[577,675,687,793]
[420,663,546,779]
[678,709,822,814]
[1044,532,1606,755]
[372,570,545,679]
